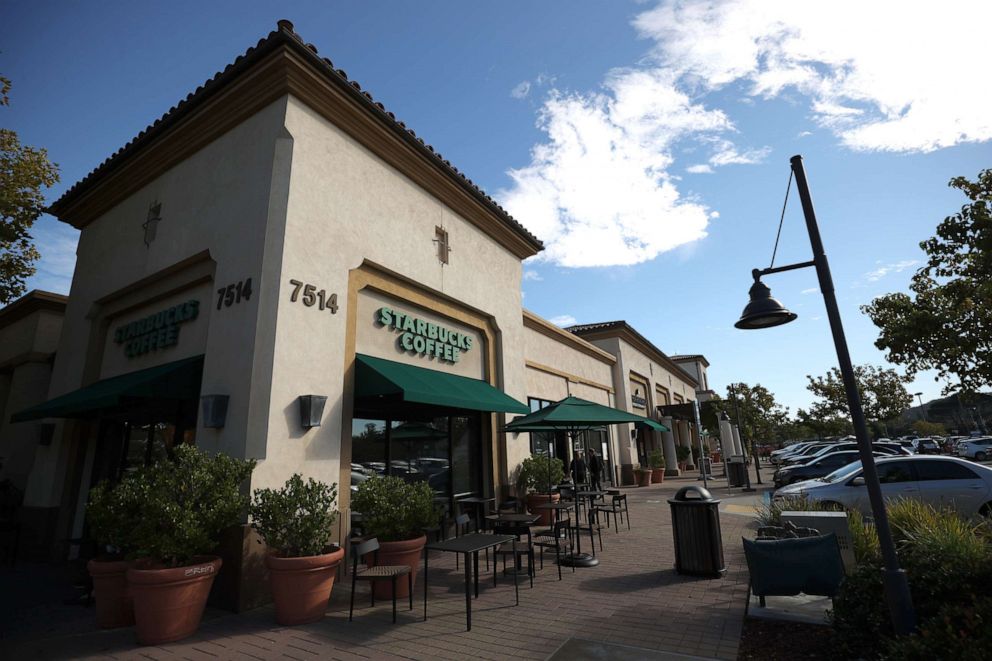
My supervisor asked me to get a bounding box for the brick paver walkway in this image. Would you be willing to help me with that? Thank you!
[4,477,760,660]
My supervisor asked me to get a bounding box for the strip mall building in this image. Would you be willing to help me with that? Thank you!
[0,22,715,608]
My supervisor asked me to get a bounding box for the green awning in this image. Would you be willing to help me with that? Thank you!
[503,396,670,433]
[10,355,204,423]
[355,354,528,414]
[636,418,669,432]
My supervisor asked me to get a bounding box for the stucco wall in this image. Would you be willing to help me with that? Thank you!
[23,97,292,510]
[255,97,528,495]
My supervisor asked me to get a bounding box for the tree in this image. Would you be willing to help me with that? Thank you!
[806,364,913,428]
[1,75,60,304]
[725,382,791,442]
[911,420,946,437]
[862,169,992,394]
[795,408,854,439]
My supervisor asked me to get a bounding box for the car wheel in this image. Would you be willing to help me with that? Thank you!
[976,451,987,462]
[980,503,992,519]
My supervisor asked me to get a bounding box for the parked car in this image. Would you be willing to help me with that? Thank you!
[770,442,816,465]
[912,438,942,455]
[776,443,835,465]
[957,437,992,461]
[780,442,906,467]
[773,450,884,488]
[774,456,992,518]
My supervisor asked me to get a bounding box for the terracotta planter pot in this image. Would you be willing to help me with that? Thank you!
[651,468,665,483]
[87,558,134,629]
[266,546,344,625]
[635,470,652,487]
[369,535,425,600]
[127,556,221,645]
[526,492,560,526]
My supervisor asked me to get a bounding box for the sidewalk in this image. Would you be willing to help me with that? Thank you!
[3,475,764,660]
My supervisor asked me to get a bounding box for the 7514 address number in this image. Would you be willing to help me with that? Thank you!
[289,279,338,313]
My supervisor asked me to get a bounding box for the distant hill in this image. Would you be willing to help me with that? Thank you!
[901,391,992,435]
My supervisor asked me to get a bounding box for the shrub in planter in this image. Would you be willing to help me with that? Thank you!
[648,450,665,483]
[517,454,565,524]
[881,596,992,660]
[634,463,652,487]
[675,445,691,469]
[123,445,255,645]
[831,499,992,659]
[351,476,438,599]
[85,479,144,628]
[250,475,341,625]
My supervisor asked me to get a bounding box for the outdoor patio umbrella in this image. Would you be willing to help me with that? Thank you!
[503,396,668,566]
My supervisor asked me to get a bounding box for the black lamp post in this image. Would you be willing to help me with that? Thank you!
[914,392,926,422]
[735,155,916,635]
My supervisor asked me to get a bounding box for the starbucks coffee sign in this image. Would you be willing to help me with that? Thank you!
[114,300,200,358]
[376,307,472,363]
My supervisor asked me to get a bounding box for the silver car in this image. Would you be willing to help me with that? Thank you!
[774,456,992,518]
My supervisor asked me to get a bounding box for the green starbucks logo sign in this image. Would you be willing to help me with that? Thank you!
[375,307,472,363]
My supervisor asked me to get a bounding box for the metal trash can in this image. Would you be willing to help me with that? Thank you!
[727,460,746,487]
[668,486,726,577]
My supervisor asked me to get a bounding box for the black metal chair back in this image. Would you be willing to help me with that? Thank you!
[353,537,379,572]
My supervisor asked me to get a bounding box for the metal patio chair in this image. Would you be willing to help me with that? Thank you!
[350,537,413,623]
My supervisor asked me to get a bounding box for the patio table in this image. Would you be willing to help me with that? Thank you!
[455,496,496,532]
[424,532,517,631]
[486,513,540,575]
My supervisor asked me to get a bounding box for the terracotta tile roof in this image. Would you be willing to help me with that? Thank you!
[566,320,699,386]
[565,321,625,333]
[50,20,543,251]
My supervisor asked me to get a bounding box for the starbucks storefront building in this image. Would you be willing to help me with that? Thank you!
[5,21,702,609]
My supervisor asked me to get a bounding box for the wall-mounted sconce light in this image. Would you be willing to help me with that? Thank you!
[298,395,327,429]
[201,394,230,429]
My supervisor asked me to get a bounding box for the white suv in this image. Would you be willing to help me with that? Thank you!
[957,437,992,461]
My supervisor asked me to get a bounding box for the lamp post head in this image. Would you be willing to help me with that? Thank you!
[735,275,798,330]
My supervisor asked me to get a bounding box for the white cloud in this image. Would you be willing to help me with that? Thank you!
[547,314,577,327]
[25,219,78,295]
[522,269,542,281]
[510,81,531,99]
[500,71,731,267]
[501,1,989,268]
[800,287,819,295]
[864,259,919,282]
[634,1,992,153]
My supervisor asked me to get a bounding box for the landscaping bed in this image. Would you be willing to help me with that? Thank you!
[737,617,835,660]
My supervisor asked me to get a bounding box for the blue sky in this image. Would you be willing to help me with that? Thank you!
[3,1,990,415]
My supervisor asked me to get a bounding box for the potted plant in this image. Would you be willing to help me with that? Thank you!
[250,474,342,625]
[517,454,564,525]
[123,445,255,645]
[648,449,665,483]
[85,479,142,629]
[351,476,437,599]
[676,445,692,471]
[634,463,652,487]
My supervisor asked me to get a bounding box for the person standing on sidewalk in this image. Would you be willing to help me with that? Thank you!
[570,450,587,485]
[588,448,604,491]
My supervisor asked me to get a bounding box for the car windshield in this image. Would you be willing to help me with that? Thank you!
[821,461,862,483]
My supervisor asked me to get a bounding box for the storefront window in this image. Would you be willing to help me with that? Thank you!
[350,414,481,503]
[451,416,481,497]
